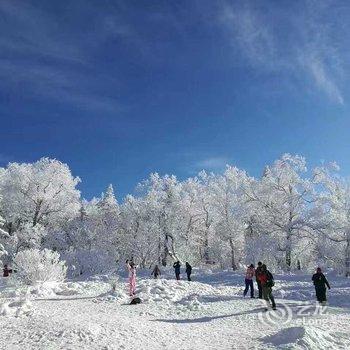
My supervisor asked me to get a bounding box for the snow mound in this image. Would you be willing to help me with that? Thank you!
[27,280,112,299]
[262,326,350,350]
[262,326,305,346]
[0,298,32,317]
[135,279,216,309]
[29,282,59,298]
[179,295,205,311]
[54,282,85,296]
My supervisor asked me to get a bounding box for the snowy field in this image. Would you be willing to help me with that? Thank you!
[0,269,349,350]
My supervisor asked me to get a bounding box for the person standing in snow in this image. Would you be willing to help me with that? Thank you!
[312,267,331,305]
[173,261,181,280]
[151,265,161,279]
[243,264,255,298]
[126,260,137,296]
[3,264,14,277]
[255,261,263,299]
[185,262,192,281]
[258,264,276,310]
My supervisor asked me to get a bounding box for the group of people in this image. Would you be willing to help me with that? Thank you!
[4,258,333,309]
[243,262,276,310]
[243,262,331,310]
[172,261,192,281]
[150,261,192,281]
[126,259,193,297]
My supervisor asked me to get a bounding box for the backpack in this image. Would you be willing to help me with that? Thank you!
[266,280,275,287]
[130,297,142,305]
[266,271,275,287]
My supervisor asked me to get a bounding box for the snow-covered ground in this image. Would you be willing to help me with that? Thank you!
[0,269,349,350]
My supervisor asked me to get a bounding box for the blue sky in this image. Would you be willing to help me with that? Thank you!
[1,0,350,200]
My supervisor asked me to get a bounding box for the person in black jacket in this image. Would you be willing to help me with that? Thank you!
[312,267,331,304]
[185,262,192,281]
[3,264,15,277]
[173,261,181,280]
[151,265,161,279]
[255,261,263,299]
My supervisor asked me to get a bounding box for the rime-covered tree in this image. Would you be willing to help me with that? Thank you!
[313,164,350,276]
[0,158,81,231]
[210,166,251,270]
[244,154,315,270]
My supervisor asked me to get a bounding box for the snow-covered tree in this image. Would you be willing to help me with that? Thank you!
[14,248,67,284]
[0,158,81,231]
[1,154,349,275]
[210,167,251,270]
[244,154,315,270]
[136,174,184,265]
[313,164,350,276]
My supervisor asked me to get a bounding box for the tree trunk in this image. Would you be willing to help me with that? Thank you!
[345,234,350,277]
[161,235,168,267]
[33,200,43,227]
[161,250,167,267]
[203,206,211,264]
[229,237,237,270]
[158,235,162,265]
[285,230,292,271]
[245,220,255,265]
[5,222,13,234]
[203,234,210,264]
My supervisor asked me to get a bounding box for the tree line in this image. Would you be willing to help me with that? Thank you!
[0,154,349,276]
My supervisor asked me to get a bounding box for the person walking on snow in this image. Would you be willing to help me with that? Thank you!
[185,262,192,281]
[258,264,276,310]
[255,261,263,299]
[243,264,255,298]
[151,265,161,279]
[126,260,137,296]
[173,261,181,280]
[312,267,330,305]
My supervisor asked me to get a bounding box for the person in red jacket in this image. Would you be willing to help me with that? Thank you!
[257,264,276,310]
[243,264,255,298]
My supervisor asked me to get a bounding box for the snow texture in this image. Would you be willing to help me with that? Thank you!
[0,269,349,349]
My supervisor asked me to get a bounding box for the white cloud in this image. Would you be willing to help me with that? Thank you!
[220,2,277,70]
[219,1,346,104]
[302,56,344,105]
[0,60,120,114]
